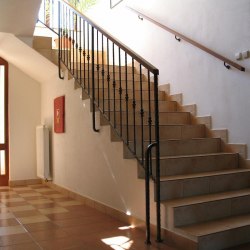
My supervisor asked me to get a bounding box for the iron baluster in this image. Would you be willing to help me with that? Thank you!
[92,26,99,132]
[87,23,90,94]
[112,42,116,128]
[125,53,129,144]
[58,1,64,79]
[118,48,122,137]
[153,73,162,243]
[140,64,144,165]
[132,59,136,154]
[96,30,100,106]
[83,20,86,89]
[101,34,105,113]
[147,70,152,145]
[79,17,82,87]
[145,142,157,245]
[107,38,110,120]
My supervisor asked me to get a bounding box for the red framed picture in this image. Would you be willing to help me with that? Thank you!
[54,96,65,133]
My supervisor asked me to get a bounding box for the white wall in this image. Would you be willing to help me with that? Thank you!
[41,73,157,224]
[9,64,41,180]
[87,0,250,158]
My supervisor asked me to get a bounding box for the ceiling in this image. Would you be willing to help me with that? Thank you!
[0,0,42,36]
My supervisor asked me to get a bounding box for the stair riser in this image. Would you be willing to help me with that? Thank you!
[124,138,221,159]
[87,89,165,101]
[105,112,190,126]
[138,154,238,179]
[158,172,250,201]
[152,153,238,177]
[198,225,250,250]
[173,195,250,227]
[71,63,135,74]
[74,70,146,81]
[80,79,152,91]
[117,124,205,142]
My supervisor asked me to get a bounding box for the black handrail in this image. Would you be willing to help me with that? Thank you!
[39,0,161,244]
[127,6,245,72]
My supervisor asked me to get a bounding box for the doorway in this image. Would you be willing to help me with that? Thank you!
[0,57,9,186]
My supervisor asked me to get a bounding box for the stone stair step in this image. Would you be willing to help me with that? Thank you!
[71,63,135,73]
[177,214,250,250]
[125,138,221,159]
[87,88,165,101]
[79,79,153,91]
[165,188,250,228]
[94,99,177,112]
[159,168,250,200]
[104,111,190,126]
[138,152,238,179]
[119,124,205,141]
[33,36,52,49]
[74,69,146,81]
[155,152,238,177]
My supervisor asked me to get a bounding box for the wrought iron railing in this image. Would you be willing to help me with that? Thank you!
[38,0,161,243]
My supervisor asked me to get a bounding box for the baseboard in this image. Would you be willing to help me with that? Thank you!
[9,178,42,187]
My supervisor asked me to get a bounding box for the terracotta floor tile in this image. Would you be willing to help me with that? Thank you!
[0,208,10,214]
[56,200,83,207]
[46,211,86,221]
[23,221,60,232]
[12,210,41,218]
[38,236,85,250]
[4,202,29,208]
[34,188,53,193]
[0,219,20,227]
[18,215,50,225]
[18,192,42,198]
[8,205,35,212]
[0,198,24,203]
[38,207,68,215]
[0,233,33,247]
[38,191,60,196]
[0,184,176,249]
[30,228,68,241]
[27,199,53,205]
[0,242,41,249]
[0,214,14,220]
[29,185,47,189]
[0,226,26,236]
[12,190,35,194]
[31,203,58,209]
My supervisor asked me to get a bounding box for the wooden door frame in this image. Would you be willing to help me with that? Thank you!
[0,57,9,186]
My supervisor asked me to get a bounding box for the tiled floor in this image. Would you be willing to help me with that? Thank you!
[0,184,175,250]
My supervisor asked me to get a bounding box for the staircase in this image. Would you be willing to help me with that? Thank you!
[34,1,250,249]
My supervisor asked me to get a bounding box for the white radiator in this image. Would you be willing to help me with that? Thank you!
[36,125,51,180]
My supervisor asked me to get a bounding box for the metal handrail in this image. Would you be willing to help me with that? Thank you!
[127,6,245,72]
[38,0,161,244]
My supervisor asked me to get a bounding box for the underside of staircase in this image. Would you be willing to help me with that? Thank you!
[33,35,250,250]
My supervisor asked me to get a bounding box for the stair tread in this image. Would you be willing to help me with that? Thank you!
[177,213,250,237]
[160,168,250,181]
[163,188,250,208]
[158,152,237,160]
[128,137,221,143]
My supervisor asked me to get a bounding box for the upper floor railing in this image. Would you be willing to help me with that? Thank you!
[128,6,245,72]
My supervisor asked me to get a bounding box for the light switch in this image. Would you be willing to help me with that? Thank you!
[235,52,242,60]
[242,50,249,59]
